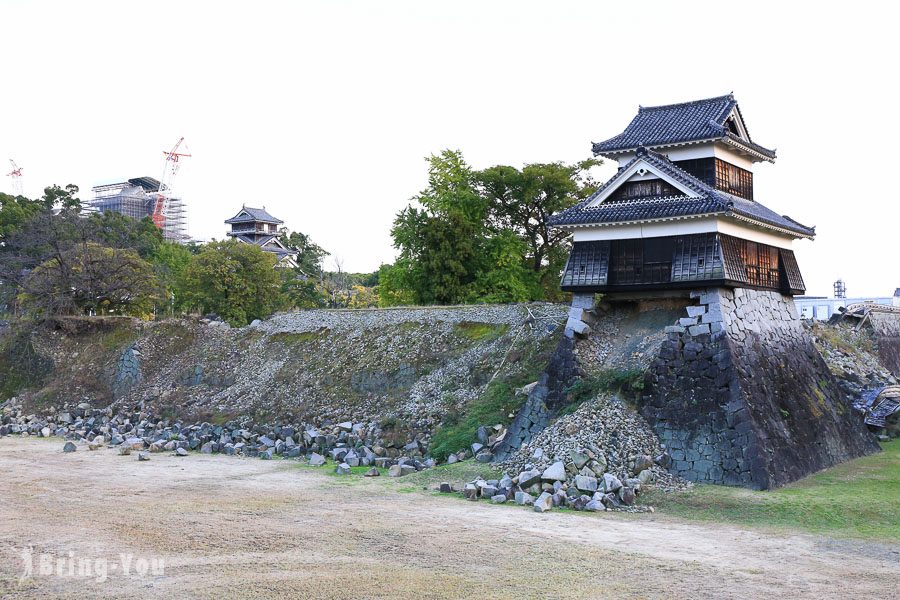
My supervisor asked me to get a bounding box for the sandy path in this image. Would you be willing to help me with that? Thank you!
[0,437,897,599]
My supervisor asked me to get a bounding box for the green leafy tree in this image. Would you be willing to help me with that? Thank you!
[88,212,163,259]
[381,150,592,305]
[0,193,45,240]
[39,184,82,212]
[383,151,494,305]
[17,242,163,317]
[180,240,288,326]
[476,159,600,298]
[278,229,329,277]
[150,241,194,314]
[281,272,327,308]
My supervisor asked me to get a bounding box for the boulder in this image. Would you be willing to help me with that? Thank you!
[602,473,622,493]
[476,426,490,445]
[490,494,507,504]
[308,453,326,466]
[518,469,542,488]
[364,467,380,477]
[175,447,188,457]
[334,462,351,475]
[63,441,77,453]
[388,464,403,477]
[514,491,535,506]
[118,446,131,456]
[619,486,636,506]
[464,483,479,500]
[574,475,598,493]
[533,491,554,513]
[137,451,150,461]
[637,469,656,485]
[200,442,214,454]
[541,461,566,482]
[475,450,494,463]
[584,499,606,512]
[632,455,654,474]
[570,449,589,470]
[439,482,453,493]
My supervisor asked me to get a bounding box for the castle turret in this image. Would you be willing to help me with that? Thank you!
[551,94,812,297]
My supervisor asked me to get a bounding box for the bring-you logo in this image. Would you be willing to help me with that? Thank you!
[18,547,164,584]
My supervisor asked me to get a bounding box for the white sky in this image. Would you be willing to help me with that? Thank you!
[1,0,898,296]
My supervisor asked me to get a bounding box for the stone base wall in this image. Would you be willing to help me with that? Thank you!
[493,335,581,461]
[643,288,880,489]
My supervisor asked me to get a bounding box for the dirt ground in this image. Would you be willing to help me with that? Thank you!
[0,438,897,600]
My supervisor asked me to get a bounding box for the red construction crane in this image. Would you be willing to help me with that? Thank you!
[151,137,191,231]
[6,159,23,195]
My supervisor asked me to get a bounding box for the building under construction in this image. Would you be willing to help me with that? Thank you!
[85,176,189,243]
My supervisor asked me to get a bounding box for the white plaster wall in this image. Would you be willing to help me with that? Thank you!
[570,217,796,248]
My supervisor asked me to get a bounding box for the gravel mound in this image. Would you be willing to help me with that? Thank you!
[498,394,689,493]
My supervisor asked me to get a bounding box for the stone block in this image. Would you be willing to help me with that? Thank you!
[686,305,706,318]
[688,324,711,336]
[679,317,698,327]
[570,294,595,310]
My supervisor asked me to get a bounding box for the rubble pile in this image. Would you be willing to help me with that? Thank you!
[498,394,690,498]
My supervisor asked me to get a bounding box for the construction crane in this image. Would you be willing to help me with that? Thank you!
[6,159,23,195]
[151,137,191,231]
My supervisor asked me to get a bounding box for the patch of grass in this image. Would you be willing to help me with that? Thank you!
[559,368,646,415]
[429,379,522,462]
[455,321,508,342]
[98,324,140,351]
[397,459,503,488]
[813,322,875,355]
[0,325,52,401]
[645,440,900,541]
[270,329,328,345]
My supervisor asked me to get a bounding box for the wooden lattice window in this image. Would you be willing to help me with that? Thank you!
[720,234,781,289]
[714,159,754,200]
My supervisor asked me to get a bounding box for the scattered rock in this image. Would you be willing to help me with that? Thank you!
[63,441,77,453]
[541,461,566,482]
[533,491,553,513]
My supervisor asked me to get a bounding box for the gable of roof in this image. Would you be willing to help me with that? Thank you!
[224,206,284,224]
[233,234,299,257]
[591,94,776,162]
[548,148,814,238]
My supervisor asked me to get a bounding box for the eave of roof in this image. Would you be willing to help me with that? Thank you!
[548,148,814,238]
[591,94,776,161]
[224,206,284,224]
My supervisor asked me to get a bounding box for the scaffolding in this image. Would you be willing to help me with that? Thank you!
[84,177,189,243]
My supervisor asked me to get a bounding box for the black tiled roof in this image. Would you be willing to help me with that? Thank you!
[225,206,284,224]
[548,148,814,237]
[591,94,776,160]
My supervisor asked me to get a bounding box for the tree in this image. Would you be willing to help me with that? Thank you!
[0,193,45,241]
[17,243,163,317]
[476,159,600,297]
[383,151,492,305]
[278,229,329,277]
[150,242,194,314]
[180,240,288,326]
[88,212,163,259]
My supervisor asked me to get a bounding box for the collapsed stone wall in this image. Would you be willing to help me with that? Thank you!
[869,312,900,378]
[642,288,880,489]
[492,336,580,461]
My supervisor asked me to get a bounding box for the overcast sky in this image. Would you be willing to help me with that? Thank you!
[2,0,898,297]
